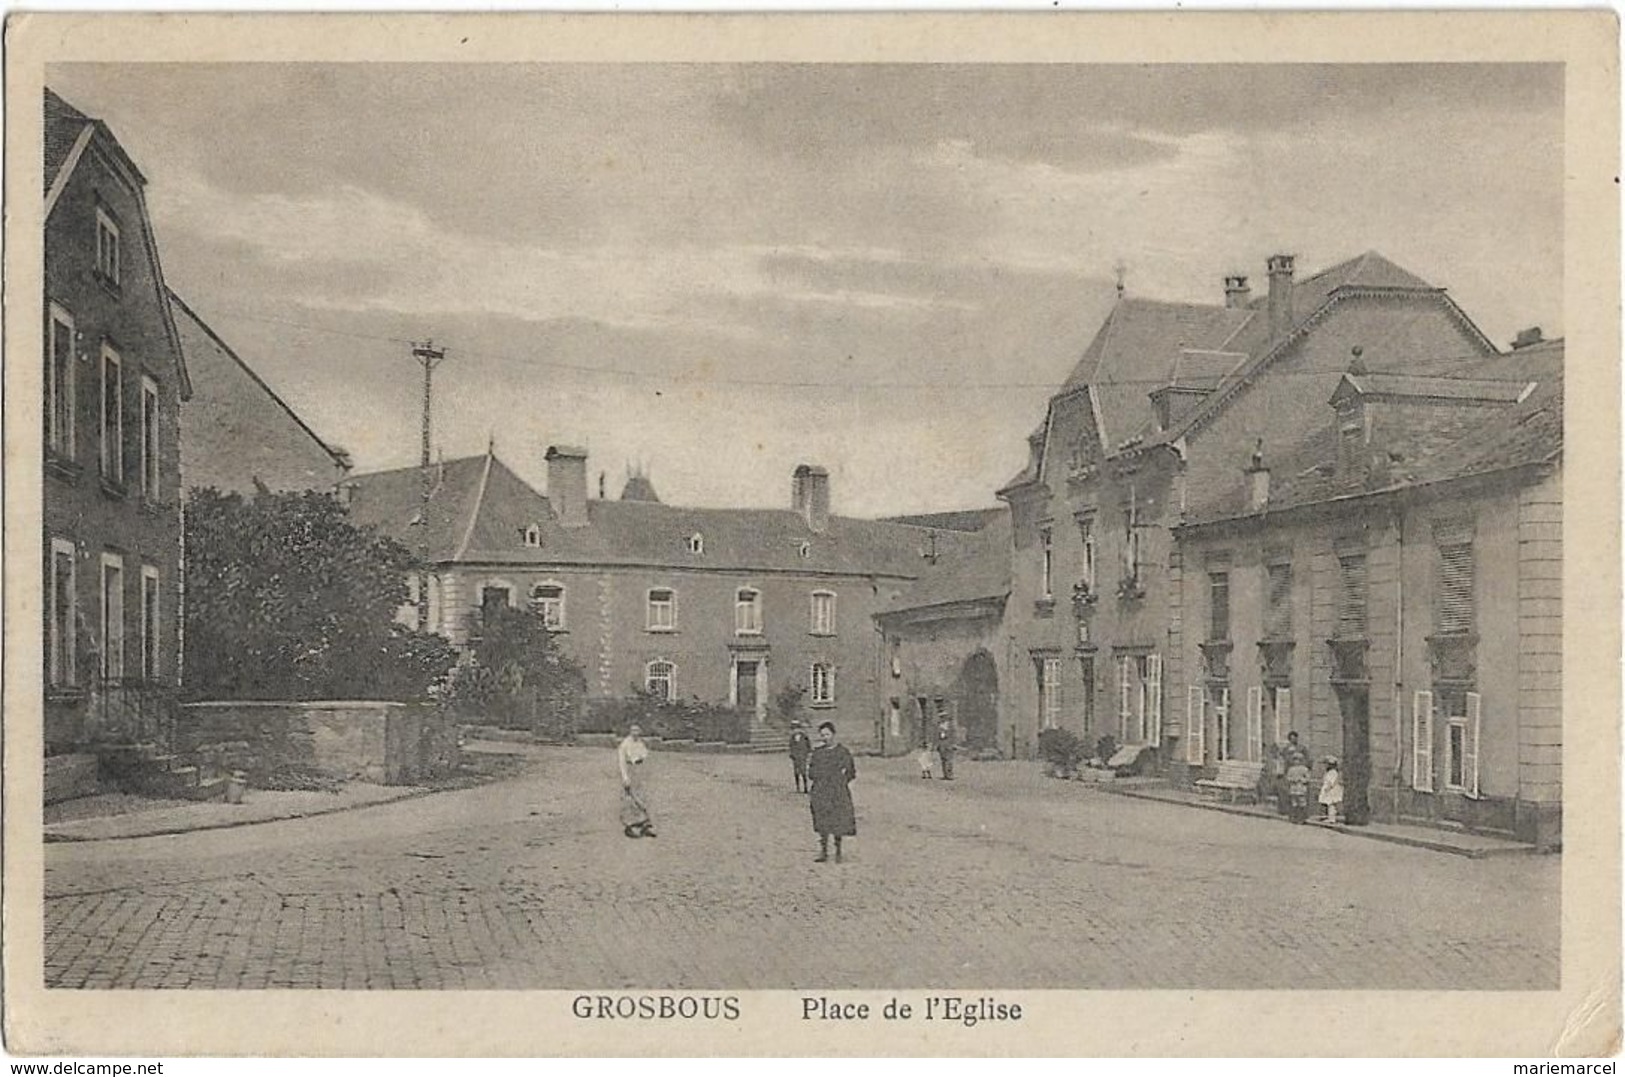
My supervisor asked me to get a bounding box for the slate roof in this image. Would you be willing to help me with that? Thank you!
[879,509,1013,615]
[1182,341,1563,526]
[344,453,982,579]
[881,508,1005,533]
[1332,372,1532,404]
[44,89,90,192]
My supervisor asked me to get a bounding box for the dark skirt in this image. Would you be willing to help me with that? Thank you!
[808,745,857,836]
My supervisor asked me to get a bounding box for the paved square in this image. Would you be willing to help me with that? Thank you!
[44,748,1559,988]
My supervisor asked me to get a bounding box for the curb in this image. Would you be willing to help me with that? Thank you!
[1090,783,1541,859]
[43,785,444,844]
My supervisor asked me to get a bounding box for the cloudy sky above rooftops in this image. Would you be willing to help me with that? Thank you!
[50,63,1562,516]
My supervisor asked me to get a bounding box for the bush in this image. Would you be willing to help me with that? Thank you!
[583,688,749,744]
[183,487,457,702]
[1095,734,1120,763]
[442,604,586,738]
[1038,727,1088,775]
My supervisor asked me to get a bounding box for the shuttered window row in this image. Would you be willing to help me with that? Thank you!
[1336,554,1367,637]
[1265,562,1293,639]
[1436,542,1475,635]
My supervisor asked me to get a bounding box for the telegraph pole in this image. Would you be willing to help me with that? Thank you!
[411,341,447,630]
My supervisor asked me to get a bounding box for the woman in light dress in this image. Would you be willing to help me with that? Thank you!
[618,724,657,838]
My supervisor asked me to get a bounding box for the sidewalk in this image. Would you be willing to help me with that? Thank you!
[1088,777,1545,858]
[43,739,536,843]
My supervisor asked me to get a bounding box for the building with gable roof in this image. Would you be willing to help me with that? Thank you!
[343,447,981,751]
[994,250,1504,764]
[169,291,351,496]
[1170,337,1562,845]
[44,88,192,755]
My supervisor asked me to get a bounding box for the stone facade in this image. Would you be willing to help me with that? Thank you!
[43,90,189,753]
[179,701,460,785]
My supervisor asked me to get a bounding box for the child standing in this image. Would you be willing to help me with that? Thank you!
[1319,756,1345,825]
[917,745,936,779]
[1285,759,1313,824]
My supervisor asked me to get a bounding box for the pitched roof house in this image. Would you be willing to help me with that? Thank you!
[990,249,1507,763]
[1169,340,1562,844]
[345,448,981,751]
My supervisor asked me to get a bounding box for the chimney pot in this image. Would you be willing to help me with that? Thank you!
[1267,253,1296,340]
[1223,274,1251,309]
[1244,442,1270,511]
[792,463,830,533]
[545,445,590,528]
[1512,326,1545,350]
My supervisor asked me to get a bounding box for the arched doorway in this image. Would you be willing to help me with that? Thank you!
[955,650,999,752]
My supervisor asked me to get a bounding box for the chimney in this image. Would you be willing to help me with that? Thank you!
[1223,274,1251,309]
[1244,439,1270,512]
[545,445,590,528]
[1512,326,1545,350]
[1267,253,1296,340]
[792,463,830,533]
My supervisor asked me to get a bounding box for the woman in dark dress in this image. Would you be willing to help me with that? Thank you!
[807,720,856,863]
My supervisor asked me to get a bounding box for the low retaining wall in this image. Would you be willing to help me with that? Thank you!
[179,701,460,785]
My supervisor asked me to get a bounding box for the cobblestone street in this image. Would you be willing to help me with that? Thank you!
[44,748,1559,989]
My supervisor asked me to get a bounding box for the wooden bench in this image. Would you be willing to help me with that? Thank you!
[1194,760,1265,803]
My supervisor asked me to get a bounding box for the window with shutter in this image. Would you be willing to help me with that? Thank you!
[1213,687,1231,762]
[1436,542,1475,635]
[1118,657,1132,734]
[1465,691,1482,797]
[1146,654,1163,747]
[1265,562,1293,639]
[1411,690,1434,792]
[1337,554,1368,637]
[1274,687,1292,743]
[1186,685,1205,764]
[1246,686,1263,762]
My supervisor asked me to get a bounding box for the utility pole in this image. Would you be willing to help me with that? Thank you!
[411,341,447,631]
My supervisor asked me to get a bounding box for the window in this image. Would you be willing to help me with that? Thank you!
[646,660,675,702]
[47,304,75,459]
[810,662,835,706]
[530,583,565,629]
[1336,553,1368,637]
[1039,527,1054,600]
[1121,492,1142,590]
[687,533,704,555]
[1039,657,1062,729]
[522,525,542,548]
[1411,690,1435,793]
[1208,571,1230,641]
[480,584,511,616]
[95,207,120,286]
[140,565,160,681]
[810,590,835,635]
[735,588,761,634]
[49,538,76,688]
[1265,562,1293,639]
[1078,658,1096,738]
[1144,654,1163,747]
[1211,686,1232,761]
[99,553,124,682]
[1439,690,1481,796]
[100,345,123,484]
[647,588,676,631]
[140,376,159,501]
[1077,515,1097,593]
[1117,655,1151,743]
[1436,541,1475,636]
[1446,720,1466,789]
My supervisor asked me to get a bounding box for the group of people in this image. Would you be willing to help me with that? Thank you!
[617,717,859,863]
[916,718,957,780]
[1278,730,1344,825]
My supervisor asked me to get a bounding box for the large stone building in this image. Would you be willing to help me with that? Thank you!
[43,89,191,754]
[344,447,978,751]
[170,291,350,495]
[1172,338,1562,844]
[996,251,1503,762]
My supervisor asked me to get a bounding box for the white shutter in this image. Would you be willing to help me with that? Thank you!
[1246,686,1264,762]
[1465,691,1482,798]
[1274,687,1291,744]
[1215,687,1231,762]
[1412,690,1434,793]
[1119,657,1132,738]
[1186,685,1205,764]
[1147,654,1163,747]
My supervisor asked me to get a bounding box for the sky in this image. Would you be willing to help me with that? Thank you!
[49,63,1563,517]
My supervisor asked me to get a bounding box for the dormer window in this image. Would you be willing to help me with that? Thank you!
[797,541,812,560]
[687,532,705,555]
[522,524,542,548]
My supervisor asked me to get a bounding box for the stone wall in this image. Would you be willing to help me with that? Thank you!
[179,701,460,785]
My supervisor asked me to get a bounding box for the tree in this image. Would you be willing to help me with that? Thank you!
[183,487,456,701]
[446,603,586,736]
